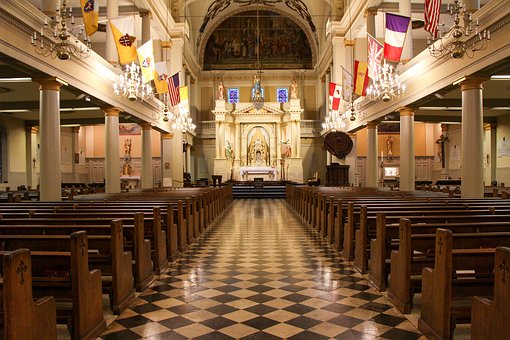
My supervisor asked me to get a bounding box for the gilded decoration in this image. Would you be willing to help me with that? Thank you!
[203,10,312,70]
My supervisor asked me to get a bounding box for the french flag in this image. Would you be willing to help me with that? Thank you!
[384,13,411,62]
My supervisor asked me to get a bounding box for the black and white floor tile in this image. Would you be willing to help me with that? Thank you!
[101,199,424,339]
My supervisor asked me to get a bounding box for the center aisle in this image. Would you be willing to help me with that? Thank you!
[101,199,424,339]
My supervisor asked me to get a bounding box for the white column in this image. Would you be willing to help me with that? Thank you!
[41,0,58,15]
[291,121,298,157]
[104,107,121,193]
[141,123,153,189]
[219,122,226,159]
[325,71,332,165]
[160,133,174,187]
[37,78,62,201]
[215,122,220,159]
[399,107,415,191]
[71,126,80,182]
[140,10,151,44]
[460,79,486,198]
[25,127,35,188]
[235,123,241,161]
[366,121,379,187]
[399,0,413,62]
[106,0,119,64]
[170,35,185,186]
[276,122,281,161]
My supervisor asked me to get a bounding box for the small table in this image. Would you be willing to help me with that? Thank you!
[240,167,276,181]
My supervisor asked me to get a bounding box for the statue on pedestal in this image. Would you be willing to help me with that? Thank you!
[216,81,225,100]
[290,80,298,99]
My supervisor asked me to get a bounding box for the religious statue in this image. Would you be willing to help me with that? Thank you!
[247,128,269,166]
[122,138,133,176]
[290,80,298,99]
[216,81,225,100]
[386,136,393,159]
[124,138,132,157]
[225,140,233,160]
[436,134,449,168]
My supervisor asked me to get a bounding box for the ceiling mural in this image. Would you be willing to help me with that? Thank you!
[199,0,316,35]
[202,10,313,70]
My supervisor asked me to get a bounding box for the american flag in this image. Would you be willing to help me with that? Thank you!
[168,72,180,107]
[425,0,442,39]
[367,33,383,80]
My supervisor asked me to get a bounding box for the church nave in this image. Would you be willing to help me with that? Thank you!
[101,199,424,340]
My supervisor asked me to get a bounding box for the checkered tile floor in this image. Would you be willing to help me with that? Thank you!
[101,199,424,339]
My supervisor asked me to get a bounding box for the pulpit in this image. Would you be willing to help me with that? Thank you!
[326,164,349,186]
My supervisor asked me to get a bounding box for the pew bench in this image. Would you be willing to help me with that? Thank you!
[418,229,496,340]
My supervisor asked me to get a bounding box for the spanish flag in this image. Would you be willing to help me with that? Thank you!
[80,0,99,36]
[354,60,369,96]
[153,62,169,94]
[109,16,138,65]
[137,40,155,83]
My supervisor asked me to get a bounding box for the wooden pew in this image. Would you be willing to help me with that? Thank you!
[418,229,496,340]
[0,213,154,292]
[387,218,510,313]
[22,231,107,339]
[2,249,57,340]
[368,215,510,291]
[0,220,135,315]
[471,247,510,340]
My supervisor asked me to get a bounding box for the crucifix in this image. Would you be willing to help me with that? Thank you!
[436,135,449,169]
[17,260,28,285]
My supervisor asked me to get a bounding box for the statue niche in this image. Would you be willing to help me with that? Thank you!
[247,127,270,166]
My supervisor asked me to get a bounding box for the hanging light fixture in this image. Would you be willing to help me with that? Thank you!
[252,5,264,110]
[31,0,91,60]
[427,0,490,59]
[322,109,346,132]
[366,61,406,102]
[172,111,196,133]
[113,62,154,101]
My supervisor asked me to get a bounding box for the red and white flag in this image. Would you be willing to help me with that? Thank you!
[384,13,411,62]
[329,82,342,111]
[168,72,180,107]
[367,33,383,80]
[425,0,442,39]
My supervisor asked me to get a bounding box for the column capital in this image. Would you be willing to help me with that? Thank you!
[26,126,39,134]
[366,120,380,129]
[34,77,64,91]
[102,107,122,117]
[441,123,449,132]
[460,78,489,91]
[484,123,497,131]
[365,7,378,16]
[139,10,151,19]
[397,107,416,116]
[160,40,173,48]
[161,133,174,140]
[344,39,355,47]
[71,126,80,134]
[140,123,152,130]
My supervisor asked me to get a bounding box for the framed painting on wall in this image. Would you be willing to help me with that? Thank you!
[119,123,141,135]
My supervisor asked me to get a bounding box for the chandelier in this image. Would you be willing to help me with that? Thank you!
[366,61,406,102]
[427,0,490,59]
[113,62,154,102]
[322,110,347,132]
[31,0,91,60]
[252,6,264,111]
[172,111,196,133]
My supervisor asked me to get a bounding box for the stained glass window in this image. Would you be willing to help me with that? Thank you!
[228,88,239,103]
[277,88,288,103]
